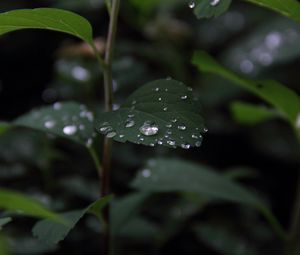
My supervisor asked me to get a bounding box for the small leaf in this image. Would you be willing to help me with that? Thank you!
[95,79,206,149]
[14,102,95,147]
[0,8,93,44]
[243,0,300,24]
[0,218,12,230]
[131,158,263,207]
[111,192,150,235]
[32,196,112,245]
[192,51,300,129]
[193,0,232,19]
[230,101,279,125]
[0,189,62,222]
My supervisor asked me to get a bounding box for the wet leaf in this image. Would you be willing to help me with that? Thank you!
[192,51,300,131]
[95,79,205,149]
[193,0,232,19]
[0,8,93,44]
[32,196,112,245]
[14,102,95,147]
[131,158,263,207]
[230,101,279,125]
[0,189,62,222]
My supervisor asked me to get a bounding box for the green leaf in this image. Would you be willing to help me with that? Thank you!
[111,193,149,235]
[230,101,279,125]
[0,122,10,136]
[95,79,206,149]
[243,0,300,24]
[0,218,11,230]
[192,51,300,130]
[0,8,93,44]
[0,189,62,222]
[131,158,262,207]
[193,0,232,19]
[32,196,112,245]
[131,158,286,239]
[14,102,95,147]
[0,234,9,255]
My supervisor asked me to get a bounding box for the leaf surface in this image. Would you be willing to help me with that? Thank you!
[95,79,205,149]
[0,8,93,44]
[193,0,232,19]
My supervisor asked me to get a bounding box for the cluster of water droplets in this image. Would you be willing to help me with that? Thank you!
[188,0,220,9]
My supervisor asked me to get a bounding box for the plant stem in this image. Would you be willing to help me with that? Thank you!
[101,1,120,254]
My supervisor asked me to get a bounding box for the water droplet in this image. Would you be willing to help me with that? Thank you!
[106,131,116,138]
[189,1,195,8]
[44,120,56,129]
[192,134,198,139]
[132,100,137,105]
[142,169,151,178]
[139,121,159,136]
[119,134,125,138]
[158,97,162,101]
[158,140,163,145]
[139,137,144,142]
[155,87,159,92]
[167,140,176,146]
[187,87,193,91]
[149,143,155,147]
[163,107,168,111]
[181,143,191,149]
[166,123,172,128]
[203,127,208,133]
[100,126,112,133]
[63,125,77,136]
[210,0,220,6]
[128,114,135,118]
[178,124,186,130]
[181,95,188,100]
[171,118,177,123]
[165,88,169,92]
[53,102,62,110]
[125,120,135,128]
[195,141,202,147]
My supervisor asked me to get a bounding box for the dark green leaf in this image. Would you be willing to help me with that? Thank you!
[0,218,11,230]
[95,79,206,149]
[0,234,9,255]
[0,8,93,44]
[0,189,62,222]
[111,193,149,235]
[131,158,262,207]
[14,102,95,147]
[32,196,112,245]
[243,0,300,23]
[192,51,300,131]
[230,101,279,125]
[193,0,232,19]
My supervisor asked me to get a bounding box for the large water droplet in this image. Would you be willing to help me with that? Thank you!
[106,131,117,138]
[142,169,151,178]
[125,119,135,128]
[139,121,159,136]
[181,143,191,149]
[189,1,195,8]
[178,124,186,131]
[210,0,220,6]
[44,120,56,129]
[63,125,77,136]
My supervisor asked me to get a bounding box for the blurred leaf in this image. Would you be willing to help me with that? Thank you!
[0,189,62,222]
[194,223,258,255]
[95,79,205,149]
[244,0,300,23]
[0,218,11,230]
[194,0,232,19]
[222,17,300,76]
[131,158,262,207]
[111,192,149,235]
[0,234,9,255]
[14,102,95,147]
[32,196,112,245]
[192,51,300,131]
[0,8,93,44]
[0,122,10,136]
[224,167,258,180]
[230,101,279,125]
